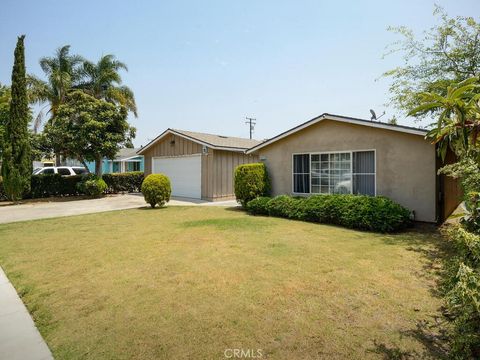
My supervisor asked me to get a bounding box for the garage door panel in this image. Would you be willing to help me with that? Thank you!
[152,155,201,198]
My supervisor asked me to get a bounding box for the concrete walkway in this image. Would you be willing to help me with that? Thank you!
[0,268,53,360]
[0,194,238,224]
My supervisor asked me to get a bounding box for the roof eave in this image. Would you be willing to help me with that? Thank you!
[137,128,254,154]
[246,114,428,154]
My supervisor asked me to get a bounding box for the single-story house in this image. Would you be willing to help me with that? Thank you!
[246,113,462,223]
[138,129,260,200]
[86,148,144,174]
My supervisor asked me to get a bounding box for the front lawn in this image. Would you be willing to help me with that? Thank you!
[0,207,445,359]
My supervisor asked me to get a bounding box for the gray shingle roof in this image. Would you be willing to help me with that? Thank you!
[114,147,142,160]
[171,129,261,150]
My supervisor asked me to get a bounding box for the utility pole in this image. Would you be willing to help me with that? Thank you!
[245,117,256,139]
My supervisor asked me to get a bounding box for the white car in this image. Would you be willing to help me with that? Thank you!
[33,166,90,176]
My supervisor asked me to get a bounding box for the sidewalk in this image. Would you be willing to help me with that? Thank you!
[0,268,53,360]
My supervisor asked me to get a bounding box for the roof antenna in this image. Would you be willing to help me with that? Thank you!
[369,109,385,121]
[245,116,256,139]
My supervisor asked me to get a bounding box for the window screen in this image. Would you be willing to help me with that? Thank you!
[293,154,310,193]
[352,151,375,196]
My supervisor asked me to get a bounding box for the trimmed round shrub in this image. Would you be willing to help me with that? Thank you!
[79,178,107,197]
[234,163,270,207]
[141,174,171,208]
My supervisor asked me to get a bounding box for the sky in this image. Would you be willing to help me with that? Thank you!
[0,0,478,146]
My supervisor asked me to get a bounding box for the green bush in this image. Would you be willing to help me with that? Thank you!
[31,174,84,198]
[234,163,270,207]
[141,174,171,208]
[444,226,480,358]
[245,196,270,215]
[102,172,144,193]
[0,176,6,201]
[78,177,107,197]
[246,194,412,233]
[265,195,305,219]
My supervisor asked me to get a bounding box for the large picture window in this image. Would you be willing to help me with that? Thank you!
[293,150,375,196]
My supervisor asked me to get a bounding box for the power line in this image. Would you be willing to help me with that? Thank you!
[245,117,256,139]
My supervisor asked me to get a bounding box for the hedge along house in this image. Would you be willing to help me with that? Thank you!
[138,129,260,200]
[246,113,462,223]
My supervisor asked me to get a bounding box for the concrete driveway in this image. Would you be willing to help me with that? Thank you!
[0,194,238,224]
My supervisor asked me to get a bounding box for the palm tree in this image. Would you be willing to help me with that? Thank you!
[28,45,84,132]
[79,54,137,116]
[408,76,480,160]
[27,45,84,165]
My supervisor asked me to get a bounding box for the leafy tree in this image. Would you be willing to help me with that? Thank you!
[383,6,480,119]
[387,115,398,125]
[79,54,137,116]
[410,76,480,357]
[45,91,134,176]
[28,48,137,166]
[2,35,31,200]
[409,77,480,160]
[0,84,11,159]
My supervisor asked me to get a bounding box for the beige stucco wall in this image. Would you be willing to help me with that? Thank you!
[253,120,437,222]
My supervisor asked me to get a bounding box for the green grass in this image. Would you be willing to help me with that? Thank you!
[0,207,446,359]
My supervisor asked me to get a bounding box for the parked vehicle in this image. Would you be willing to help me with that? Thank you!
[32,166,90,176]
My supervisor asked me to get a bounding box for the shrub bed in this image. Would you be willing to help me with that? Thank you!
[141,174,171,208]
[443,226,480,358]
[30,174,84,198]
[246,194,412,232]
[103,172,144,193]
[234,163,270,207]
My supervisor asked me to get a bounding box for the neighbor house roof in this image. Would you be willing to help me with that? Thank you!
[113,147,143,161]
[246,113,429,154]
[138,128,262,154]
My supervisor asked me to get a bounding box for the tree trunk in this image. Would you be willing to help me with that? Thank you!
[55,151,61,166]
[95,156,103,177]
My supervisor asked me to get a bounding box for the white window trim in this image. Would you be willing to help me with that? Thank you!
[291,149,376,196]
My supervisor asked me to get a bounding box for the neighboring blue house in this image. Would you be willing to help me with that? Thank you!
[86,148,144,174]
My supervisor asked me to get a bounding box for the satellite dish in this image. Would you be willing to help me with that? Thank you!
[369,109,377,121]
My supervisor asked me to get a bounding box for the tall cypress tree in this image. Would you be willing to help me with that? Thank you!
[1,35,31,200]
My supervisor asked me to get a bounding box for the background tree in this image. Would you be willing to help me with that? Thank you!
[409,76,480,160]
[27,45,84,165]
[409,75,480,358]
[0,84,11,160]
[45,91,134,176]
[2,35,31,200]
[383,6,480,120]
[28,45,84,131]
[79,54,137,116]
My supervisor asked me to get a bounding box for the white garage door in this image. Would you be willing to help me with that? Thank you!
[152,155,201,199]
